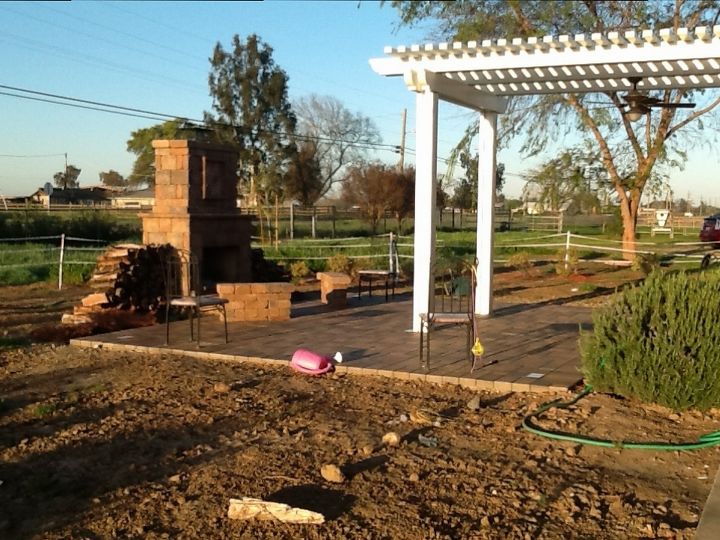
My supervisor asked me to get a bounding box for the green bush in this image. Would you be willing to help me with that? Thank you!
[631,252,660,275]
[506,251,533,276]
[554,248,579,276]
[288,261,310,283]
[327,254,353,276]
[580,271,720,411]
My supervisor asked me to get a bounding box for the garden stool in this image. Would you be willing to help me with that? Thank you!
[316,272,352,308]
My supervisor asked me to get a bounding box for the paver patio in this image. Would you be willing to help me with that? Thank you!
[71,293,592,393]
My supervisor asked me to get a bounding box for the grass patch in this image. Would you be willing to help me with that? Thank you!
[0,335,31,349]
[33,403,57,417]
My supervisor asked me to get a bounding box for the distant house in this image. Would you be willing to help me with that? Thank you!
[29,186,114,207]
[110,188,155,210]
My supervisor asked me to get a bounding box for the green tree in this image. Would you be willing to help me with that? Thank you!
[126,118,188,187]
[53,164,81,189]
[295,94,382,198]
[389,0,720,259]
[205,34,297,206]
[523,149,600,213]
[98,170,127,188]
[284,142,323,206]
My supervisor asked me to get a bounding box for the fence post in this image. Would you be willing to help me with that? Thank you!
[58,233,65,290]
[289,204,294,240]
[331,206,336,238]
[311,207,317,239]
[451,207,455,229]
[558,211,564,233]
[564,230,571,273]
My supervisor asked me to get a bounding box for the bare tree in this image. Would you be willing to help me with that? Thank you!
[295,94,381,199]
[342,163,394,234]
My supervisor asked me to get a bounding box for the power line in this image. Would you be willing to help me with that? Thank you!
[0,153,66,158]
[0,90,170,122]
[0,83,402,153]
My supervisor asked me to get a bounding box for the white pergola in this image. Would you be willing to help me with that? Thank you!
[369,26,720,332]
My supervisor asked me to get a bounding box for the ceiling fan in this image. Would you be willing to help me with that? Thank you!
[620,76,695,121]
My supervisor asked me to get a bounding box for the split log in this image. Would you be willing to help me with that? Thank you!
[227,497,324,524]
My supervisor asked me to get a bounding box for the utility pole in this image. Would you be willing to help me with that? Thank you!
[397,108,406,172]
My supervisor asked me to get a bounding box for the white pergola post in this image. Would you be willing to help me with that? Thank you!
[476,111,497,316]
[411,88,438,332]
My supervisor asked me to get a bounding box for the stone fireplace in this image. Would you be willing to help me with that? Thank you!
[140,139,252,287]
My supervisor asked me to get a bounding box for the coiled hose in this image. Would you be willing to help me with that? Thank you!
[521,385,720,451]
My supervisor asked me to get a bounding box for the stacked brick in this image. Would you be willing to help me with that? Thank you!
[217,283,292,322]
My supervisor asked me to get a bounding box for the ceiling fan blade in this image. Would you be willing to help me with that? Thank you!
[652,102,696,109]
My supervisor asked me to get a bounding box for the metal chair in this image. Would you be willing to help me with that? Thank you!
[161,249,229,347]
[357,232,400,301]
[419,260,478,371]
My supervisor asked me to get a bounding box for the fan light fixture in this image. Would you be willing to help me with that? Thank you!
[626,108,644,122]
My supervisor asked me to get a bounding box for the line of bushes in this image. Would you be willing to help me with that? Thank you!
[0,211,140,241]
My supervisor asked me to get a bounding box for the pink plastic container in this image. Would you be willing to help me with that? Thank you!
[290,349,334,376]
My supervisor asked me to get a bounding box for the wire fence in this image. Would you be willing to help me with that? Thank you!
[256,230,719,269]
[0,233,108,288]
[2,229,717,288]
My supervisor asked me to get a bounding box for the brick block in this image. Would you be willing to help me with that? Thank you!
[234,283,253,294]
[216,283,235,296]
[251,282,291,293]
[143,219,160,233]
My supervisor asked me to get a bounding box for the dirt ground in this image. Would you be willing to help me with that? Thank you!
[1,265,717,539]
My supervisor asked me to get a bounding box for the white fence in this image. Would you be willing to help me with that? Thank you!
[494,231,715,266]
[0,234,108,289]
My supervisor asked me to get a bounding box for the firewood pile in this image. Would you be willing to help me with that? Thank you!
[63,243,174,325]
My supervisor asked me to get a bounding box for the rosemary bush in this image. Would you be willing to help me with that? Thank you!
[581,270,720,411]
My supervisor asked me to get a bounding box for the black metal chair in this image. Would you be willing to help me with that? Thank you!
[357,232,400,301]
[161,249,229,347]
[419,260,479,371]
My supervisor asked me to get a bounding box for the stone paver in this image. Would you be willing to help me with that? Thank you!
[71,293,592,393]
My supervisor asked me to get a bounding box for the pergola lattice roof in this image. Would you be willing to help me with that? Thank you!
[370,26,720,98]
[370,26,720,330]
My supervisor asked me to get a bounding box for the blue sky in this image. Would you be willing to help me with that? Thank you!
[0,1,717,203]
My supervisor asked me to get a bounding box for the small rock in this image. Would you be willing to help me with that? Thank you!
[467,395,482,411]
[565,445,579,457]
[409,472,419,482]
[168,474,181,484]
[480,516,491,528]
[669,413,680,421]
[213,382,231,394]
[409,409,433,425]
[321,464,346,483]
[382,432,400,446]
[361,445,374,456]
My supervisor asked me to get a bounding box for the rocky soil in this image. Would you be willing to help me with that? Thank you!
[1,344,718,539]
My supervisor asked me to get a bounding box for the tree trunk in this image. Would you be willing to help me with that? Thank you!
[619,193,640,261]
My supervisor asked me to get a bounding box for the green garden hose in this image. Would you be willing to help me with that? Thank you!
[521,385,720,451]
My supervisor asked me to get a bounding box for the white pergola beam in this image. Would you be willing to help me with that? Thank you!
[420,70,509,113]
